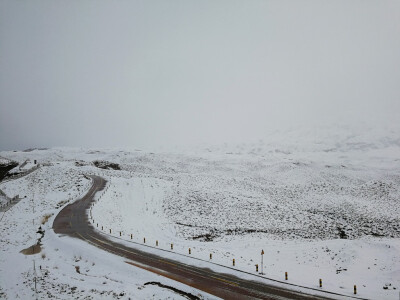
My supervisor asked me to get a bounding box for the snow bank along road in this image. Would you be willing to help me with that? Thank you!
[53,175,347,300]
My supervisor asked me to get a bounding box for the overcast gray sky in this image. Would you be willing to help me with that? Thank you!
[1,1,399,151]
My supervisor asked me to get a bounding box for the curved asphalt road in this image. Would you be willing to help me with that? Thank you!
[53,175,342,300]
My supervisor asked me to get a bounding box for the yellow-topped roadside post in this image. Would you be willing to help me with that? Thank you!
[261,249,264,274]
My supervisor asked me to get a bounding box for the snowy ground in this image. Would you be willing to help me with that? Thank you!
[0,157,12,165]
[0,160,216,299]
[1,126,399,299]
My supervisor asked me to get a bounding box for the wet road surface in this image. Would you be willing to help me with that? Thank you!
[53,175,342,300]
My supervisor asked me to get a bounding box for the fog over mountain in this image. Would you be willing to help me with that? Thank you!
[1,1,399,151]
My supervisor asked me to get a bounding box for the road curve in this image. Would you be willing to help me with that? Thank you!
[53,175,337,300]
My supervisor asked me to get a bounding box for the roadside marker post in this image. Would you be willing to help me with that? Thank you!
[189,248,191,255]
[109,229,111,234]
[171,243,173,250]
[156,240,158,246]
[261,249,264,274]
[143,237,146,243]
[354,285,357,295]
[119,231,121,237]
[210,253,212,260]
[285,272,288,280]
[319,279,322,288]
[256,264,258,272]
[130,234,132,239]
[233,259,235,266]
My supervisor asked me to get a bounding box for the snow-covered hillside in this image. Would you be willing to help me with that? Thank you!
[0,126,399,299]
[0,157,215,299]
